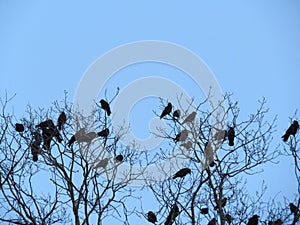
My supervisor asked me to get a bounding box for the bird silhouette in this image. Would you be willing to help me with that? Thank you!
[182,111,196,124]
[15,123,24,132]
[36,119,55,131]
[180,141,192,149]
[268,219,283,225]
[36,119,62,144]
[282,120,299,142]
[57,111,67,130]
[200,207,209,214]
[100,99,111,116]
[115,154,123,162]
[147,211,157,224]
[42,129,54,150]
[207,218,216,225]
[68,129,98,147]
[173,168,191,179]
[31,142,40,162]
[227,127,235,146]
[247,215,259,225]
[174,129,189,142]
[173,109,181,119]
[97,128,109,137]
[289,203,298,215]
[165,204,179,225]
[204,141,214,167]
[213,129,227,143]
[160,103,172,119]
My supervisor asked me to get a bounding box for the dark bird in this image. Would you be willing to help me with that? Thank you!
[289,203,298,215]
[36,119,55,131]
[207,218,216,225]
[115,154,123,162]
[214,197,227,210]
[160,102,172,119]
[68,135,76,147]
[227,127,235,146]
[36,119,62,143]
[100,99,111,116]
[147,211,157,224]
[57,111,67,130]
[31,142,40,162]
[282,120,299,142]
[174,129,189,142]
[98,128,109,137]
[200,207,209,214]
[226,213,232,224]
[247,215,259,225]
[68,129,97,147]
[15,123,25,132]
[173,109,181,119]
[165,204,179,225]
[173,168,191,179]
[182,111,196,124]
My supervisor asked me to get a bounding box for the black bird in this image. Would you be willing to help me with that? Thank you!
[98,128,109,137]
[100,99,111,116]
[36,119,62,143]
[289,203,298,215]
[15,123,25,132]
[173,168,191,179]
[36,119,55,131]
[226,213,232,224]
[200,207,209,214]
[174,129,188,142]
[115,154,123,162]
[173,109,181,119]
[165,204,179,225]
[42,129,54,150]
[207,218,216,225]
[227,127,235,146]
[214,197,227,210]
[160,102,172,119]
[247,215,259,225]
[182,111,196,124]
[282,120,299,142]
[31,142,40,162]
[57,111,67,130]
[68,135,76,147]
[147,211,157,224]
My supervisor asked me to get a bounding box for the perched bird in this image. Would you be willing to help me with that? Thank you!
[247,215,259,225]
[160,102,172,119]
[115,154,124,162]
[214,197,227,210]
[94,158,109,169]
[174,129,189,142]
[57,111,67,130]
[15,123,25,132]
[147,211,157,224]
[226,213,232,224]
[182,111,196,124]
[173,109,181,119]
[36,119,62,144]
[165,204,179,225]
[42,129,54,150]
[200,207,209,214]
[173,168,191,179]
[282,120,299,142]
[227,127,235,146]
[68,135,76,147]
[207,218,216,225]
[36,119,55,131]
[98,128,109,137]
[100,99,111,116]
[68,129,97,147]
[204,141,214,167]
[31,142,40,162]
[289,203,298,215]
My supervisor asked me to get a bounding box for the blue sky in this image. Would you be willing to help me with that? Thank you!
[0,0,300,223]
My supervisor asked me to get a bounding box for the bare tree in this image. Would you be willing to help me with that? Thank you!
[0,92,299,225]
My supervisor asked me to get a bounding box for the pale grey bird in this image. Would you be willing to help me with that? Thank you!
[182,111,196,124]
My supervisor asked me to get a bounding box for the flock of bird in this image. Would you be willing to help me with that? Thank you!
[13,100,299,224]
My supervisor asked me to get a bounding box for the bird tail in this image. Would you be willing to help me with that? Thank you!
[229,140,234,146]
[282,134,289,142]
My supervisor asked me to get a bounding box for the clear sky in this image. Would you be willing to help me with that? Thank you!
[0,0,300,223]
